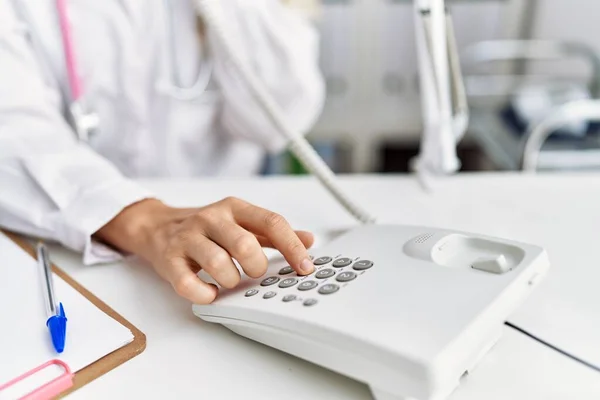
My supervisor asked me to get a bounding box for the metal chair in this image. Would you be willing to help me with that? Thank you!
[460,39,600,171]
[521,99,600,172]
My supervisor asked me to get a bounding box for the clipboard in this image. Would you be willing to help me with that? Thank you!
[0,231,146,399]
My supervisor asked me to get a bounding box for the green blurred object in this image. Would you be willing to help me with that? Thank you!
[261,139,351,175]
[289,151,308,175]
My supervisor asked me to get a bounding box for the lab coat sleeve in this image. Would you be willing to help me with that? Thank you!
[0,5,154,265]
[203,0,326,152]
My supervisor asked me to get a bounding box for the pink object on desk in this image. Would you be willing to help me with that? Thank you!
[0,359,74,400]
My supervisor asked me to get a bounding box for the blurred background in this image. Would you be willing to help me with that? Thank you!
[263,0,600,175]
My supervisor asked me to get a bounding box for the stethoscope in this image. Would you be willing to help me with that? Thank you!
[12,0,213,142]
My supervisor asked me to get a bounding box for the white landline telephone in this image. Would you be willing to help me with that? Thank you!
[193,2,550,400]
[194,225,549,400]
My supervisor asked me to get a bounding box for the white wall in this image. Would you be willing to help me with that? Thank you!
[527,0,600,79]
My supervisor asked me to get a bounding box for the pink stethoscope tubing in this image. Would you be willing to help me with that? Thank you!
[54,0,212,103]
[55,0,82,102]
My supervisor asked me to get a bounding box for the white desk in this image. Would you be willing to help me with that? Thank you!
[46,173,600,399]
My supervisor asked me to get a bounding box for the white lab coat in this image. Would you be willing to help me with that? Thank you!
[0,0,325,264]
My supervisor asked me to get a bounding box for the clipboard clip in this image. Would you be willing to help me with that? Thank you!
[0,359,74,400]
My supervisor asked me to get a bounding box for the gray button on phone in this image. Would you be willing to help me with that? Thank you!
[282,294,297,302]
[298,280,318,291]
[261,276,280,286]
[336,271,357,282]
[263,291,277,299]
[333,257,353,268]
[278,278,298,288]
[352,260,374,271]
[318,284,339,295]
[303,299,318,307]
[314,256,332,265]
[316,269,335,279]
[279,266,294,275]
[245,289,259,297]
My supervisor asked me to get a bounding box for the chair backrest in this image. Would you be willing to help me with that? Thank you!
[521,99,600,172]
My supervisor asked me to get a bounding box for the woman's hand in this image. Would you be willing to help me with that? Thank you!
[94,197,315,304]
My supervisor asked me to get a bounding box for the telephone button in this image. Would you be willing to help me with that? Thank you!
[303,299,318,307]
[333,257,353,268]
[314,256,332,266]
[263,291,277,299]
[316,269,335,279]
[298,280,318,291]
[336,271,357,282]
[279,266,294,275]
[245,289,259,297]
[279,278,299,288]
[282,294,297,302]
[471,255,509,274]
[261,276,280,286]
[318,284,340,295]
[352,260,373,271]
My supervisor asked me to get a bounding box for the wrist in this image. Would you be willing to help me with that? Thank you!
[94,198,172,256]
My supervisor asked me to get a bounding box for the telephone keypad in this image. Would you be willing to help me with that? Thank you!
[245,256,373,305]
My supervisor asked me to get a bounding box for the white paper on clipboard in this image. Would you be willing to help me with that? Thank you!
[0,233,133,399]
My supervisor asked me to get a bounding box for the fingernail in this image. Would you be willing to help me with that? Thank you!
[300,259,314,274]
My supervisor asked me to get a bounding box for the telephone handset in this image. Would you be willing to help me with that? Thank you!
[192,2,550,400]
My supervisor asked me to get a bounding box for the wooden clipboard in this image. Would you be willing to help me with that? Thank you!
[3,231,146,398]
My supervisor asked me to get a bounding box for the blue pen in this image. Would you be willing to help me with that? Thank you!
[37,242,67,353]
